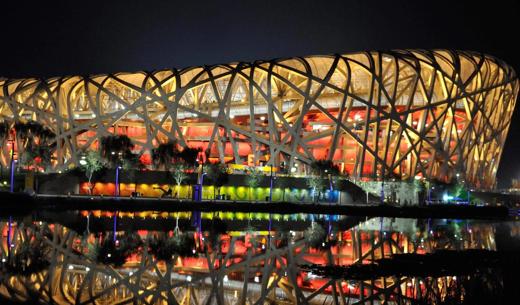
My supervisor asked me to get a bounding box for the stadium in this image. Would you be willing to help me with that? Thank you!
[0,49,518,188]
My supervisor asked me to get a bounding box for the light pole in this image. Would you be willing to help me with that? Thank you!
[200,172,207,200]
[269,165,274,202]
[112,151,122,242]
[324,169,336,202]
[113,211,118,242]
[9,138,15,193]
[427,182,434,205]
[7,136,15,256]
[193,153,205,240]
[380,179,385,204]
[288,165,297,202]
[194,152,207,200]
[196,153,207,201]
[113,151,122,197]
[115,165,120,196]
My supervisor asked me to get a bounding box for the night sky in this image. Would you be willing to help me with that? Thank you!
[1,0,519,187]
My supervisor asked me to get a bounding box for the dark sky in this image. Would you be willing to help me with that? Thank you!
[1,0,519,187]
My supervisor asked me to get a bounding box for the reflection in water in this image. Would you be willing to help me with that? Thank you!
[0,211,517,305]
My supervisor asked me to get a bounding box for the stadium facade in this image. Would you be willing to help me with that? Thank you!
[0,50,518,188]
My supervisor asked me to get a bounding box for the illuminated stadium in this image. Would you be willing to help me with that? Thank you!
[0,50,518,188]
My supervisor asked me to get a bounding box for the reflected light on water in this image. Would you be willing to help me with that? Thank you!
[0,210,517,304]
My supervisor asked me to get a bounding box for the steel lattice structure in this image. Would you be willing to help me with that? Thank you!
[0,50,518,187]
[0,218,498,305]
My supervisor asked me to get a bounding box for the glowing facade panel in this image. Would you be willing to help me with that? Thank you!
[0,50,518,187]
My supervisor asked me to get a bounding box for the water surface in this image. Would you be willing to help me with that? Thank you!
[1,210,519,304]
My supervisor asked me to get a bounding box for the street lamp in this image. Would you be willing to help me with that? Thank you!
[114,151,123,197]
[427,184,433,205]
[8,139,15,193]
[380,179,385,204]
[269,165,274,203]
[7,137,15,256]
[200,172,207,200]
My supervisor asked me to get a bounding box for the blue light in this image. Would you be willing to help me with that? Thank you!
[443,193,453,201]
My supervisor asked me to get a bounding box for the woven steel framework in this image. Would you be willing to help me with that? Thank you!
[0,50,517,187]
[0,217,497,305]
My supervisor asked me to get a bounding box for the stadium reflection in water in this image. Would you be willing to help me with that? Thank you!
[0,211,518,305]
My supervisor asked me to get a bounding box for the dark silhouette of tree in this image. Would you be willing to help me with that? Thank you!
[0,121,11,166]
[3,225,51,276]
[148,232,196,261]
[151,140,180,171]
[12,121,56,171]
[307,175,327,202]
[14,121,30,165]
[99,135,135,167]
[0,121,9,144]
[23,144,53,171]
[309,159,340,176]
[307,159,340,202]
[304,222,327,249]
[121,151,144,170]
[205,162,229,199]
[246,167,263,201]
[275,176,291,201]
[89,232,142,267]
[178,147,201,167]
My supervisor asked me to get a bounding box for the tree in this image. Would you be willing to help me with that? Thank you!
[14,121,30,162]
[13,121,56,171]
[179,146,201,167]
[414,178,427,205]
[148,232,196,261]
[4,234,50,275]
[171,163,188,198]
[0,121,10,165]
[304,222,327,249]
[309,159,340,176]
[88,232,142,267]
[80,151,104,194]
[308,159,340,202]
[20,143,53,172]
[121,151,144,170]
[152,140,180,171]
[99,135,135,167]
[246,167,263,201]
[307,175,327,203]
[276,176,290,201]
[0,121,9,142]
[206,162,229,199]
[450,180,468,202]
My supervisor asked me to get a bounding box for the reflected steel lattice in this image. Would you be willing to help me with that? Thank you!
[0,50,518,187]
[0,219,497,305]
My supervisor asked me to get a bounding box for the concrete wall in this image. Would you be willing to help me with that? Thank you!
[33,170,368,204]
[38,173,80,195]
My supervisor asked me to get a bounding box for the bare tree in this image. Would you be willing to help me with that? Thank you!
[171,163,188,199]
